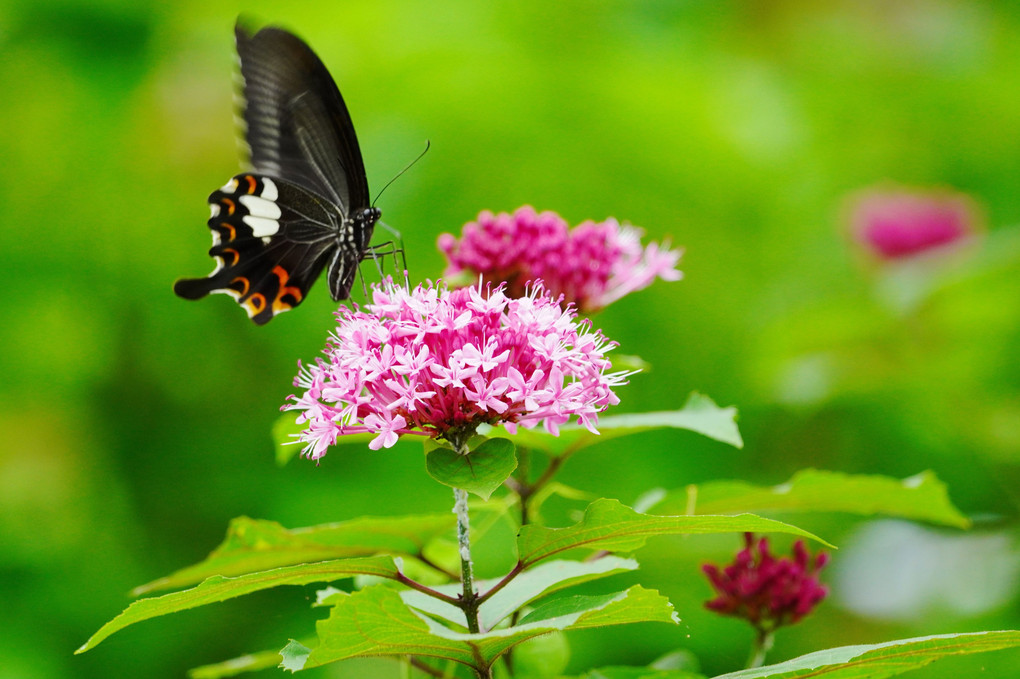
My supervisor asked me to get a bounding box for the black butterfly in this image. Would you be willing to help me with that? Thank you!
[174,22,381,324]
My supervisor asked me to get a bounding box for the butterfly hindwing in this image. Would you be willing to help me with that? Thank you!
[173,173,341,324]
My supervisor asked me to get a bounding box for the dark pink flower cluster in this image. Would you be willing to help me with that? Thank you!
[283,280,627,457]
[849,187,980,260]
[703,533,829,631]
[438,206,682,312]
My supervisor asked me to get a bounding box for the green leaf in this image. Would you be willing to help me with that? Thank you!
[426,437,517,499]
[272,412,373,466]
[401,557,639,630]
[518,499,830,567]
[712,630,1020,678]
[652,470,969,528]
[280,640,312,672]
[586,669,705,679]
[295,584,676,672]
[189,645,296,679]
[76,557,400,654]
[502,392,742,457]
[610,353,651,372]
[132,514,454,595]
[512,631,570,678]
[272,413,305,466]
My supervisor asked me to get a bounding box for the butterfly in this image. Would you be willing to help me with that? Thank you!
[174,22,381,324]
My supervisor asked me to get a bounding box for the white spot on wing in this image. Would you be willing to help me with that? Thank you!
[221,178,239,192]
[243,215,280,237]
[261,177,279,202]
[239,194,281,220]
[210,203,221,218]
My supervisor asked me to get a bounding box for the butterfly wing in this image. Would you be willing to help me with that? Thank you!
[234,23,371,213]
[174,173,341,324]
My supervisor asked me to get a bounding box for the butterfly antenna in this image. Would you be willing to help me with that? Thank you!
[371,140,430,208]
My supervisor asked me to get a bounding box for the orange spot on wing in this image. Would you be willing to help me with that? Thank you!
[217,223,236,242]
[244,175,257,194]
[222,248,239,266]
[222,198,236,215]
[229,276,250,296]
[271,265,304,312]
[243,293,266,316]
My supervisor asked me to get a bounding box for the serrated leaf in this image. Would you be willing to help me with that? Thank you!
[518,499,830,567]
[652,470,969,528]
[296,584,676,672]
[426,437,517,499]
[401,557,639,630]
[502,392,742,457]
[133,514,454,595]
[712,630,1020,678]
[77,557,400,654]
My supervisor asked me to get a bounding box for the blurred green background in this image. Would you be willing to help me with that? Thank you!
[2,1,1019,677]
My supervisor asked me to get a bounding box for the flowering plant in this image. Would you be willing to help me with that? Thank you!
[285,280,626,456]
[80,204,1020,678]
[439,205,682,312]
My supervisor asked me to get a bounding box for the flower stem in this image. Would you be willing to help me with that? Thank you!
[746,628,774,669]
[454,486,481,634]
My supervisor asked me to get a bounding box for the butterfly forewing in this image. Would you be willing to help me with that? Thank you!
[234,25,370,212]
[174,22,380,323]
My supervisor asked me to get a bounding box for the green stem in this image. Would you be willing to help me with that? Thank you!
[746,627,775,669]
[454,486,481,634]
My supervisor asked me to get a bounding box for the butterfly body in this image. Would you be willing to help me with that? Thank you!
[174,24,379,324]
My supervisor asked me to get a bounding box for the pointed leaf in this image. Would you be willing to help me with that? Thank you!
[712,630,1020,678]
[76,557,400,654]
[426,437,517,499]
[134,514,454,595]
[295,584,676,672]
[653,470,969,528]
[502,392,742,457]
[401,557,639,630]
[518,499,830,567]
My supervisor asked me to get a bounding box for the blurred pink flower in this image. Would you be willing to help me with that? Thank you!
[438,206,682,312]
[283,279,628,457]
[849,187,980,260]
[703,533,829,632]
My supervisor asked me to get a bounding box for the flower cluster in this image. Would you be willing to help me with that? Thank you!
[284,280,627,457]
[848,187,980,261]
[703,533,829,632]
[437,206,682,312]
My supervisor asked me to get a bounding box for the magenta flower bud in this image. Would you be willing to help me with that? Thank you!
[703,533,829,632]
[848,187,981,261]
[283,279,629,457]
[438,206,682,312]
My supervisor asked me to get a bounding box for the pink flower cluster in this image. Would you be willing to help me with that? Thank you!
[438,206,682,312]
[284,280,627,457]
[849,187,980,260]
[703,533,829,631]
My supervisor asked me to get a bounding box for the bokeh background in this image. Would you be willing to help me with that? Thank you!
[2,1,1019,677]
